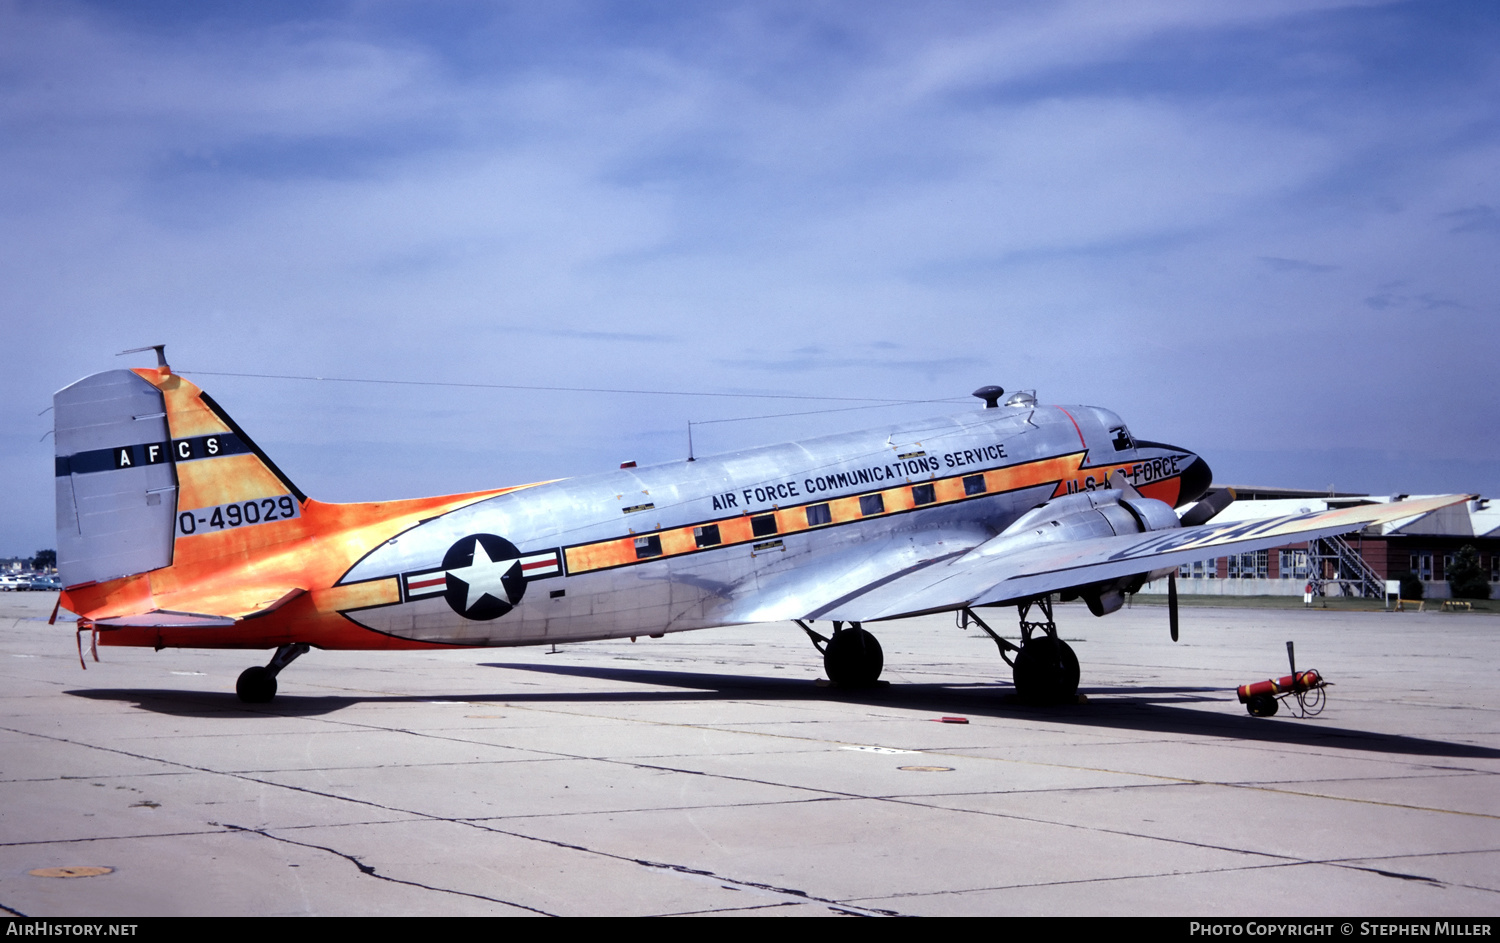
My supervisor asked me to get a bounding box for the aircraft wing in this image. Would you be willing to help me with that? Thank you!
[811,494,1468,622]
[707,525,991,625]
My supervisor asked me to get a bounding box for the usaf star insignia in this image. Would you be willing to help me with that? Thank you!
[441,534,527,620]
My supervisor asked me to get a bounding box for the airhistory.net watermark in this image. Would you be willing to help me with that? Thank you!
[5,925,137,936]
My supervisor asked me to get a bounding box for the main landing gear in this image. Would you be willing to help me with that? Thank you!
[795,600,1081,702]
[235,643,309,704]
[796,620,884,687]
[961,597,1080,703]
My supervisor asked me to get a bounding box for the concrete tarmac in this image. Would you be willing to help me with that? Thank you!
[1,592,1497,917]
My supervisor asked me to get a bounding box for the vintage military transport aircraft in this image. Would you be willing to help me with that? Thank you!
[52,350,1464,703]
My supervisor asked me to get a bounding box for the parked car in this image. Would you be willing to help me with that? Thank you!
[27,576,61,591]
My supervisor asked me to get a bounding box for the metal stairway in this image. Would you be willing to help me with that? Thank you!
[1307,534,1385,598]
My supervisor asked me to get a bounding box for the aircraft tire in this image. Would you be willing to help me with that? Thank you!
[236,666,277,704]
[1246,694,1279,717]
[1012,638,1080,703]
[824,627,883,687]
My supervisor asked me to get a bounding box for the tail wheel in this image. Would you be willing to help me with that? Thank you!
[823,627,884,687]
[1012,637,1080,703]
[236,666,277,704]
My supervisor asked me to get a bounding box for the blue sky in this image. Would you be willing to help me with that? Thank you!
[2,0,1497,555]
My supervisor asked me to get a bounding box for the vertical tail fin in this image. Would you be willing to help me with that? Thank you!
[54,365,304,588]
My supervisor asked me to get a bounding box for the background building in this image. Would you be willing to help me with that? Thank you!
[1144,487,1498,599]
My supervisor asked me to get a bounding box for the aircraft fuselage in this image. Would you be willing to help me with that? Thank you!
[334,402,1205,647]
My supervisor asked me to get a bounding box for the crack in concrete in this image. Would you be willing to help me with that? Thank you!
[217,823,554,915]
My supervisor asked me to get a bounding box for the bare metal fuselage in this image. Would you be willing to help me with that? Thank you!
[337,402,1197,646]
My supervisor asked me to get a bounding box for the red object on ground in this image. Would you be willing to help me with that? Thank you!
[1237,670,1321,703]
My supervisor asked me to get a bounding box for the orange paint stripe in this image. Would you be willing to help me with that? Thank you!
[564,450,1121,575]
[313,579,400,614]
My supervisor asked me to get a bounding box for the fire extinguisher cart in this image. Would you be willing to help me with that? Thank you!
[1237,641,1331,717]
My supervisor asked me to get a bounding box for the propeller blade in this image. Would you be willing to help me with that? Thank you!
[1180,487,1236,527]
[1109,468,1143,500]
[1168,571,1179,642]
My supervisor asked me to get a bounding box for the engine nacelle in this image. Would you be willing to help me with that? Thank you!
[990,489,1180,547]
[981,489,1182,616]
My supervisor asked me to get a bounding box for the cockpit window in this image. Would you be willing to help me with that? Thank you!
[1111,427,1135,451]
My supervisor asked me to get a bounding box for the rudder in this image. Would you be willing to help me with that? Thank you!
[54,370,178,586]
[54,363,305,588]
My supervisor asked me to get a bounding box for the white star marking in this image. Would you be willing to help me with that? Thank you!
[446,540,518,611]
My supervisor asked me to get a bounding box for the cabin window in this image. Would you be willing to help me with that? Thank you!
[912,483,936,506]
[859,494,884,516]
[634,535,662,559]
[694,524,721,548]
[806,504,831,526]
[751,514,778,537]
[962,474,987,496]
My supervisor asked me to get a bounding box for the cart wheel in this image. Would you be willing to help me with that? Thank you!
[1246,694,1279,717]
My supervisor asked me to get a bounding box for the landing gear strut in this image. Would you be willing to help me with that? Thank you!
[236,643,309,704]
[797,620,883,687]
[961,598,1079,703]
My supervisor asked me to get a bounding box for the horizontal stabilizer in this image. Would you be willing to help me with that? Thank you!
[95,611,239,628]
[89,586,307,629]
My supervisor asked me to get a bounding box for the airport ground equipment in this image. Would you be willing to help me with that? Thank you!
[1237,641,1329,717]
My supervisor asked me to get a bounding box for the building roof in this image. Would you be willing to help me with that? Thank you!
[1185,492,1493,539]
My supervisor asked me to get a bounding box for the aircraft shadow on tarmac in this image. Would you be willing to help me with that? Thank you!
[68,662,1500,761]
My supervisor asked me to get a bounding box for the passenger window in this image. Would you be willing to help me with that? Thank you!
[806,504,832,526]
[912,484,936,506]
[963,474,987,496]
[751,514,778,537]
[634,535,662,559]
[694,524,721,548]
[859,494,885,516]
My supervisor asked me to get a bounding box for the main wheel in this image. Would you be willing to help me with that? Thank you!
[1012,637,1080,703]
[1246,694,1279,717]
[236,666,277,704]
[823,627,884,686]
